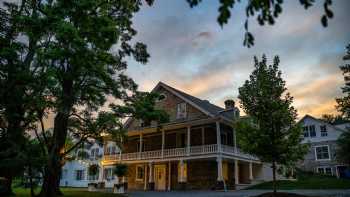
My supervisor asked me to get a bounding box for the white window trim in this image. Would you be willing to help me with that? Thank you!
[176,102,187,119]
[135,165,144,182]
[314,145,331,161]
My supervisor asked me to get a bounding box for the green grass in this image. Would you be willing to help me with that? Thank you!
[248,170,350,190]
[12,187,123,197]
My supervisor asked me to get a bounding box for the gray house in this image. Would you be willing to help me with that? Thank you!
[298,115,348,178]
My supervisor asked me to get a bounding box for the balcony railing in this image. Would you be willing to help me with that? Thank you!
[103,144,259,162]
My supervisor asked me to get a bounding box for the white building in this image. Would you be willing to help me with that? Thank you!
[298,114,349,178]
[60,141,121,188]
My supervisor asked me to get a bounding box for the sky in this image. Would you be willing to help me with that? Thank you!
[125,0,350,119]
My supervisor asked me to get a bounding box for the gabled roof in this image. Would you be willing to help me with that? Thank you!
[124,81,238,128]
[154,82,225,117]
[298,114,345,132]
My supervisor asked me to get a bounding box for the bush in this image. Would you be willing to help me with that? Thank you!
[113,164,127,177]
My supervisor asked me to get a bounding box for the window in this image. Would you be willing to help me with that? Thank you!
[76,170,85,181]
[315,145,330,160]
[91,148,100,159]
[176,102,187,119]
[320,125,328,137]
[136,165,144,181]
[177,162,187,182]
[309,125,316,137]
[103,168,114,181]
[105,146,116,155]
[317,167,332,175]
[156,93,166,102]
[303,126,309,137]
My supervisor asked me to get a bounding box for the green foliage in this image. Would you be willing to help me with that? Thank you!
[337,130,350,166]
[320,114,348,125]
[114,164,128,177]
[187,0,334,47]
[335,43,350,167]
[237,55,308,192]
[112,92,170,126]
[248,169,350,190]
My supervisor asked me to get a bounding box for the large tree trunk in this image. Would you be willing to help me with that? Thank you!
[1,176,14,196]
[272,161,277,196]
[39,78,73,197]
[39,112,69,197]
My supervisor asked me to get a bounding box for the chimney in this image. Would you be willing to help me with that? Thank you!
[224,99,235,110]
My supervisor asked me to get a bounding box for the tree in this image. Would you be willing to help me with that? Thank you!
[187,0,334,47]
[0,1,49,194]
[236,55,308,195]
[320,114,348,125]
[336,43,350,167]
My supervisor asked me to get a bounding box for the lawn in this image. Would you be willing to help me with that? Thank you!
[248,170,350,190]
[12,187,123,197]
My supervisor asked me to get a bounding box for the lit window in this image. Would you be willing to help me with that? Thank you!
[136,165,144,181]
[176,102,187,119]
[315,146,330,160]
[320,125,328,137]
[309,125,316,137]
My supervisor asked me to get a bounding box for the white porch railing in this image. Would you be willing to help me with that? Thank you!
[103,144,259,162]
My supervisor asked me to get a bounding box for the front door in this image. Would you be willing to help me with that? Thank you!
[154,165,166,190]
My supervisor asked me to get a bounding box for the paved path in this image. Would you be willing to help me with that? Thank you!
[128,190,350,197]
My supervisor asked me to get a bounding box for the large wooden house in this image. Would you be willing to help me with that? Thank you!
[102,82,277,191]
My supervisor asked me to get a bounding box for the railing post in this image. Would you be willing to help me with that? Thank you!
[235,159,239,185]
[187,126,191,156]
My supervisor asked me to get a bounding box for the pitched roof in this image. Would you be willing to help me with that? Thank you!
[298,114,346,132]
[123,82,239,128]
[154,82,238,121]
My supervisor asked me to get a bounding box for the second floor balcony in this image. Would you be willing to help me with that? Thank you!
[103,144,259,163]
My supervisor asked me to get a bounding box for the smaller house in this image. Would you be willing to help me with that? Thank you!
[298,115,349,178]
[60,141,120,188]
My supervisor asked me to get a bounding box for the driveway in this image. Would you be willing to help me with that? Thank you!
[128,190,350,197]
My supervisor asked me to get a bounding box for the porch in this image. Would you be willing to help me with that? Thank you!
[103,144,259,163]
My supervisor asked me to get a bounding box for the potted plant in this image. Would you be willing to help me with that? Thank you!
[113,164,128,194]
[87,164,99,191]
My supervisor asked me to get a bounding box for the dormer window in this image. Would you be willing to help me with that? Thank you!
[320,125,327,137]
[176,102,187,119]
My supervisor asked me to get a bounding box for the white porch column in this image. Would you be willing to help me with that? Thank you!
[187,126,191,156]
[144,164,148,190]
[216,157,224,181]
[235,160,239,185]
[161,130,165,158]
[148,162,154,183]
[233,128,237,153]
[168,161,171,191]
[216,121,221,152]
[249,162,253,181]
